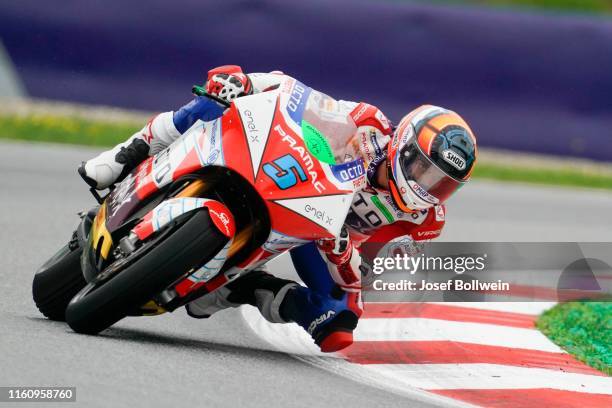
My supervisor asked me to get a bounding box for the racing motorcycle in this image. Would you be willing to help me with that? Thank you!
[32,77,366,334]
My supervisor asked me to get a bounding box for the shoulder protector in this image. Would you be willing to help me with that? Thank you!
[349,102,392,135]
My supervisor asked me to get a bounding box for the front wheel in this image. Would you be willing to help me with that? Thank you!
[32,239,87,321]
[65,209,227,334]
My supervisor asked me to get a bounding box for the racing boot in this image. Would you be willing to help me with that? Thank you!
[280,285,360,352]
[78,133,151,190]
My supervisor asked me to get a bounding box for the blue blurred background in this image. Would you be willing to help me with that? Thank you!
[1,0,611,160]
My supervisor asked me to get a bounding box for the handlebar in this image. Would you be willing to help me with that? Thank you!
[191,85,231,108]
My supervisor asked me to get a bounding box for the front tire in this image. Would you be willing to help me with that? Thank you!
[65,210,227,334]
[32,241,87,321]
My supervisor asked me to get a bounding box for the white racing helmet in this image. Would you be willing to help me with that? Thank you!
[387,105,477,212]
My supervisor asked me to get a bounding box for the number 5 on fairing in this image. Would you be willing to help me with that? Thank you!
[263,154,307,189]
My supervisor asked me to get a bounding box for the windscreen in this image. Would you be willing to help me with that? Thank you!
[300,90,359,165]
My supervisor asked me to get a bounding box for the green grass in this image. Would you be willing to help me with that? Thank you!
[474,0,612,14]
[537,301,612,375]
[0,114,140,147]
[473,162,612,190]
[1,112,612,191]
[420,0,612,14]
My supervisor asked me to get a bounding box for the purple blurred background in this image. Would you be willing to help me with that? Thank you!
[1,0,611,160]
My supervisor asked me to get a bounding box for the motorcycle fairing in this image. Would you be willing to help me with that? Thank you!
[105,118,225,232]
[99,75,365,274]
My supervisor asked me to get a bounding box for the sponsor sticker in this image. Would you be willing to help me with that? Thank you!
[408,180,439,204]
[304,203,334,226]
[442,149,466,170]
[263,230,308,254]
[242,109,260,143]
[416,229,441,238]
[210,119,218,146]
[331,158,365,183]
[205,201,235,238]
[308,310,336,334]
[302,120,336,164]
[206,149,220,165]
[370,130,383,155]
[286,80,312,125]
[435,205,445,221]
[108,175,136,217]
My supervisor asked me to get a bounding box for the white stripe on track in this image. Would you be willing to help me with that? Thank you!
[357,364,612,394]
[354,318,562,352]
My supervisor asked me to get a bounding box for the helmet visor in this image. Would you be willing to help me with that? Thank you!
[398,141,465,204]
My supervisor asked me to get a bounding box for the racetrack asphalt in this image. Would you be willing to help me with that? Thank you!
[1,140,610,407]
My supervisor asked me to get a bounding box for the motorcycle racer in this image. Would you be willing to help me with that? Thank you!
[79,65,477,352]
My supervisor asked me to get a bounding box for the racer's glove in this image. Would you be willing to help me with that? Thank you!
[176,65,253,134]
[205,65,253,104]
[316,226,362,296]
[316,225,351,264]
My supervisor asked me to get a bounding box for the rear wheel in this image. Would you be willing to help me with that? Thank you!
[32,239,87,321]
[65,210,227,334]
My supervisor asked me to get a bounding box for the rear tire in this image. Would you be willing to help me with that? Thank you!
[32,242,87,321]
[65,210,227,334]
